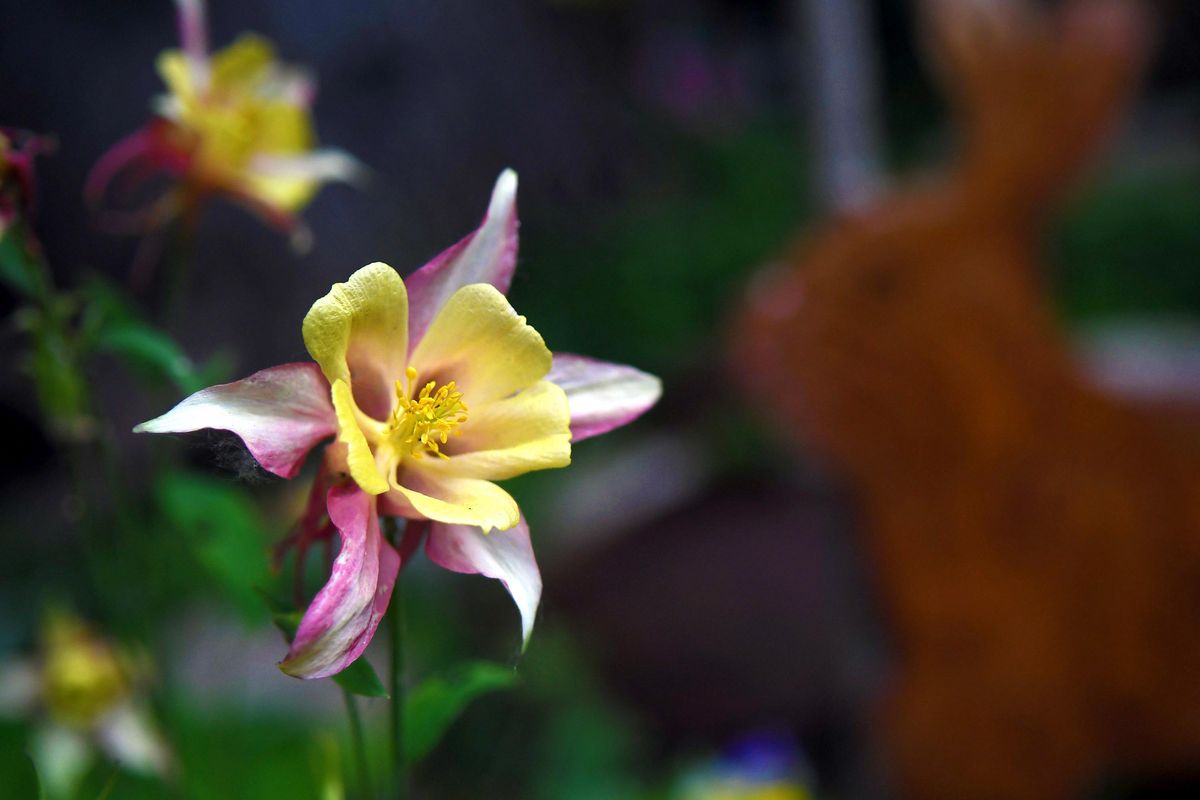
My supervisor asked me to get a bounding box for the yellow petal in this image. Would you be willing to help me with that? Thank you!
[239,103,318,211]
[210,34,276,91]
[303,262,408,419]
[156,50,194,103]
[254,101,314,155]
[409,284,551,405]
[440,380,571,480]
[242,173,317,213]
[332,380,388,495]
[390,467,519,533]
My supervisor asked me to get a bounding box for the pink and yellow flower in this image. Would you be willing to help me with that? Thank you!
[87,0,362,245]
[136,170,661,678]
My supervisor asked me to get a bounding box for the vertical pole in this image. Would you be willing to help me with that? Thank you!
[794,0,885,212]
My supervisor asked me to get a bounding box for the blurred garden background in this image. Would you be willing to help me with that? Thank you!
[2,0,1200,798]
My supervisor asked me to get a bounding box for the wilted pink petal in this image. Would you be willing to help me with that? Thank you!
[133,362,335,479]
[405,169,519,347]
[85,120,193,231]
[280,485,400,679]
[425,516,541,646]
[84,127,159,208]
[547,353,662,442]
[0,127,53,224]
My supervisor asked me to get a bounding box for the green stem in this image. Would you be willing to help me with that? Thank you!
[95,765,121,800]
[160,216,197,330]
[385,519,408,798]
[341,687,371,799]
[390,575,408,798]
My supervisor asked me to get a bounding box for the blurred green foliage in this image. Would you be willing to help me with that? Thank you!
[0,221,47,298]
[81,276,231,396]
[1054,164,1200,320]
[518,124,811,379]
[404,661,517,763]
[156,472,274,625]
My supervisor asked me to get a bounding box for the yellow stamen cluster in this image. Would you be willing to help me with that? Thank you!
[385,367,468,460]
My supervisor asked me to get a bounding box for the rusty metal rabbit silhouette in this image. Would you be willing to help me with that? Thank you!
[736,1,1200,797]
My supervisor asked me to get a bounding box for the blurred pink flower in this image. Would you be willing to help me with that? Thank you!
[0,127,52,242]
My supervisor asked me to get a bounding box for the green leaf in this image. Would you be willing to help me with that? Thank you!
[21,302,92,436]
[77,274,229,394]
[11,754,45,800]
[405,662,518,763]
[156,473,273,623]
[271,611,303,641]
[0,221,47,298]
[332,658,389,698]
[95,322,198,390]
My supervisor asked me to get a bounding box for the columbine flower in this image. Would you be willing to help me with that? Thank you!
[0,610,171,799]
[86,0,362,246]
[135,170,661,678]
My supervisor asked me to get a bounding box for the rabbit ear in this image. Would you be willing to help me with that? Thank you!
[922,0,1149,216]
[922,0,1040,102]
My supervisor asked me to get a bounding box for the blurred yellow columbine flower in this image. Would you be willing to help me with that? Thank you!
[0,610,171,799]
[137,170,662,678]
[87,0,362,247]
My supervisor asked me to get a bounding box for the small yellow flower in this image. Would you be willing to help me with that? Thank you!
[40,611,130,729]
[0,610,172,799]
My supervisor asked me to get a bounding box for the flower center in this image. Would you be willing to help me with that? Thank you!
[384,367,468,460]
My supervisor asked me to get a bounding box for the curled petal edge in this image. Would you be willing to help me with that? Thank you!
[280,484,400,679]
[406,169,519,347]
[133,362,335,479]
[425,516,541,649]
[546,353,662,442]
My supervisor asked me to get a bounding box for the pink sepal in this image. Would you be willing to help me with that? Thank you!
[405,169,519,348]
[133,362,335,479]
[425,516,541,647]
[280,485,400,679]
[546,353,662,442]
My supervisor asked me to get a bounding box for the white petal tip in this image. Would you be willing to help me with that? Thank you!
[491,169,518,209]
[332,153,371,187]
